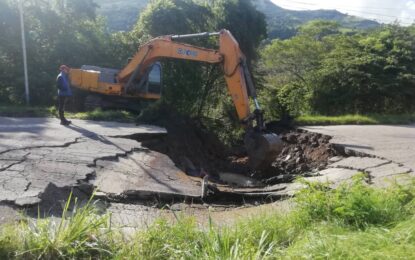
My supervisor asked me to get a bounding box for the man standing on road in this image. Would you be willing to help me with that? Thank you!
[56,65,72,125]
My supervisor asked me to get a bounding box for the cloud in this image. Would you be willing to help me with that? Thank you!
[407,1,415,9]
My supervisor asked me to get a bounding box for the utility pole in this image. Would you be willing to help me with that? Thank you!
[18,0,30,105]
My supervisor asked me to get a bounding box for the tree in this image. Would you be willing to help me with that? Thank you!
[261,21,415,117]
[313,25,415,114]
[260,22,329,118]
[129,0,267,121]
[0,0,21,104]
[299,20,340,40]
[0,0,116,106]
[210,0,267,62]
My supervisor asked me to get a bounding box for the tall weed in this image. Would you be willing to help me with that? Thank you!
[0,192,111,259]
[1,176,414,259]
[295,174,415,228]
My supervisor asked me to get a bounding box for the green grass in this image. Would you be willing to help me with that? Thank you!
[2,106,415,126]
[294,174,415,228]
[1,176,414,259]
[296,113,415,125]
[0,106,55,118]
[65,109,136,123]
[0,106,136,123]
[0,192,113,259]
[284,220,415,259]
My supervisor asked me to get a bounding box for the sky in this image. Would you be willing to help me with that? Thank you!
[270,0,415,25]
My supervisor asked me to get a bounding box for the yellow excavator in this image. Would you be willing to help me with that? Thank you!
[69,29,282,169]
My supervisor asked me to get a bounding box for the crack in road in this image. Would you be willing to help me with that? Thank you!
[24,181,31,192]
[330,161,392,171]
[0,137,84,156]
[0,136,148,206]
[0,152,30,172]
[92,146,151,166]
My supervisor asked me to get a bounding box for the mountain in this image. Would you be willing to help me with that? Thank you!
[96,0,148,31]
[254,0,379,39]
[97,0,380,38]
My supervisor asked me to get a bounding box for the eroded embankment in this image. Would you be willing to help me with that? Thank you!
[0,112,367,213]
[127,113,360,191]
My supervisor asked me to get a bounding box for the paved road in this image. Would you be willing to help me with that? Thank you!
[0,117,200,207]
[0,117,211,225]
[302,124,415,171]
[0,117,166,153]
[1,118,414,228]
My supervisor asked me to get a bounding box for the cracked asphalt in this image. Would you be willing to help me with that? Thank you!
[0,117,414,229]
[0,117,169,207]
[302,124,415,171]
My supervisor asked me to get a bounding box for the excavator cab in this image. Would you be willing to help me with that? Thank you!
[71,63,163,99]
[138,62,162,96]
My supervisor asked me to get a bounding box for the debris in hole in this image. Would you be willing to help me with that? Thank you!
[261,129,345,179]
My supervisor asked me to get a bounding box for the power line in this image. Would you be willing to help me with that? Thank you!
[281,0,414,20]
[282,0,406,12]
[276,1,414,25]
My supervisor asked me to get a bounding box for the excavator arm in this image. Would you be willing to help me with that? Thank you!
[117,30,252,123]
[69,29,283,169]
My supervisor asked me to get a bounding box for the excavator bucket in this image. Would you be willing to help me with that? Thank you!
[244,132,283,170]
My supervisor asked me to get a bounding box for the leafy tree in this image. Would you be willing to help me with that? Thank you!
[65,0,98,20]
[0,0,117,105]
[261,22,328,118]
[261,21,415,117]
[130,0,215,115]
[129,0,267,123]
[298,20,340,40]
[313,25,415,114]
[210,0,267,62]
[0,0,21,104]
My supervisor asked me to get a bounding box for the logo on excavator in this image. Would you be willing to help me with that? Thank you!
[177,48,198,57]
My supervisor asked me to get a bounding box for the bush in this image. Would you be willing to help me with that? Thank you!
[295,174,415,228]
[1,176,414,259]
[0,193,111,259]
[261,23,415,117]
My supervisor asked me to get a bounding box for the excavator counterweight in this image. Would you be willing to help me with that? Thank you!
[69,29,283,170]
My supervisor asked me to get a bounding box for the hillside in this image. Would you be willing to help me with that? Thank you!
[97,0,379,37]
[96,0,148,31]
[254,0,379,38]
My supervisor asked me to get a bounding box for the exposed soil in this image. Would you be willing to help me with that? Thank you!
[257,129,345,183]
[135,113,232,178]
[225,128,348,185]
[135,107,347,186]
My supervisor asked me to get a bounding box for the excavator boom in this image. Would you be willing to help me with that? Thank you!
[69,29,283,169]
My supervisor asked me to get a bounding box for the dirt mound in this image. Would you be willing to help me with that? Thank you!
[259,129,344,183]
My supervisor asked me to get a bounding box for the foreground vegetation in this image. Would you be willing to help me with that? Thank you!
[0,106,136,123]
[261,20,415,119]
[2,105,415,127]
[66,109,136,123]
[296,113,415,125]
[1,176,414,259]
